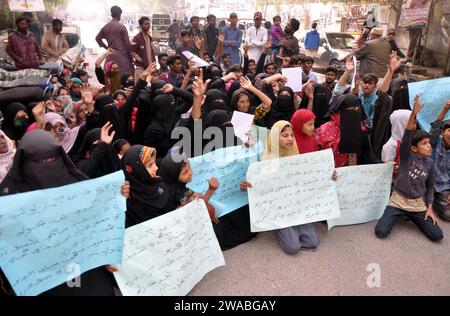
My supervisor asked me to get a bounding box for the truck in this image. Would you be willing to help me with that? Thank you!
[151,14,171,43]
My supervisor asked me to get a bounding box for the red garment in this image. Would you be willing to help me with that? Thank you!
[316,112,367,167]
[131,107,138,131]
[6,31,40,70]
[290,109,318,154]
[316,112,347,167]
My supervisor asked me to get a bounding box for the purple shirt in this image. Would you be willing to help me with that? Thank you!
[6,31,40,70]
[271,24,284,42]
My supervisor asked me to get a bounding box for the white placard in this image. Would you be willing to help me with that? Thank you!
[282,67,303,92]
[113,200,225,296]
[231,111,254,143]
[247,149,340,232]
[182,51,210,68]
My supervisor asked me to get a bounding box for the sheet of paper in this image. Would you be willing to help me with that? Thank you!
[282,67,303,92]
[0,171,126,296]
[188,144,262,217]
[113,200,225,296]
[182,51,210,68]
[351,55,357,90]
[408,77,450,132]
[247,149,340,232]
[328,163,394,229]
[231,111,254,143]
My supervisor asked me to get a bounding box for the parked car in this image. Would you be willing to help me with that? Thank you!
[299,32,354,70]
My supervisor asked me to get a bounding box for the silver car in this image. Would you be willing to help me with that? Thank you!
[299,32,354,70]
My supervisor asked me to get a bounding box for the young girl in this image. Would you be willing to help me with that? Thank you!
[254,120,320,255]
[122,145,171,228]
[158,153,219,222]
[160,152,257,251]
[290,109,319,154]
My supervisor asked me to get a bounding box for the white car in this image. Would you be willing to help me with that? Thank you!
[299,31,355,70]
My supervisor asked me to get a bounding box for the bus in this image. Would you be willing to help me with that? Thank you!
[151,14,171,43]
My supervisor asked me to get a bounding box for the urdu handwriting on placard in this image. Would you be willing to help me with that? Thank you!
[114,200,225,296]
[247,149,341,232]
[0,171,126,296]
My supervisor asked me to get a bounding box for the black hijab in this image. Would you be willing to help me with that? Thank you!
[202,89,227,117]
[122,145,169,227]
[335,94,363,154]
[149,94,178,135]
[229,89,251,114]
[94,94,123,140]
[2,102,29,141]
[202,110,240,151]
[312,84,331,128]
[77,128,120,179]
[158,153,189,211]
[266,86,295,129]
[226,80,242,110]
[0,130,88,195]
[390,79,411,112]
[120,73,133,88]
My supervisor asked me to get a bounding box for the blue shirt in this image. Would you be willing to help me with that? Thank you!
[305,29,320,50]
[223,26,242,65]
[358,90,379,126]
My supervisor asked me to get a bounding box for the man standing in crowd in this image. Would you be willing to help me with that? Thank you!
[23,12,43,48]
[354,27,392,79]
[281,18,300,58]
[42,19,70,62]
[187,16,203,38]
[305,22,320,57]
[246,11,268,64]
[6,16,44,70]
[204,14,219,60]
[95,6,135,74]
[223,13,242,65]
[168,19,182,49]
[131,16,156,80]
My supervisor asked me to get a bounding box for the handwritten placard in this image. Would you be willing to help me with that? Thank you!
[408,77,450,132]
[328,163,394,229]
[188,144,262,217]
[113,200,225,296]
[0,171,126,296]
[247,149,340,232]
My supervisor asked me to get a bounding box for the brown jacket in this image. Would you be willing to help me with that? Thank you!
[354,38,391,78]
[130,32,156,69]
[42,30,69,61]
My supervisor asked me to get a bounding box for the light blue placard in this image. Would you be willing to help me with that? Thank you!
[408,77,450,132]
[188,144,262,217]
[0,171,126,296]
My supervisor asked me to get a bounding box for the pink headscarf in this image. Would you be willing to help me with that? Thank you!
[45,112,80,153]
[105,61,114,78]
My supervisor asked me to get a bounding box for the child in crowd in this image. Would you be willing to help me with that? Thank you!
[375,96,443,242]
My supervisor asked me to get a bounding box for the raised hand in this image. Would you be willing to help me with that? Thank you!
[100,121,116,145]
[240,76,253,90]
[388,51,402,72]
[345,55,354,72]
[412,95,425,115]
[243,43,249,56]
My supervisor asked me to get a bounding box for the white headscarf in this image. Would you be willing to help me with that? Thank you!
[0,130,16,183]
[381,110,411,162]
